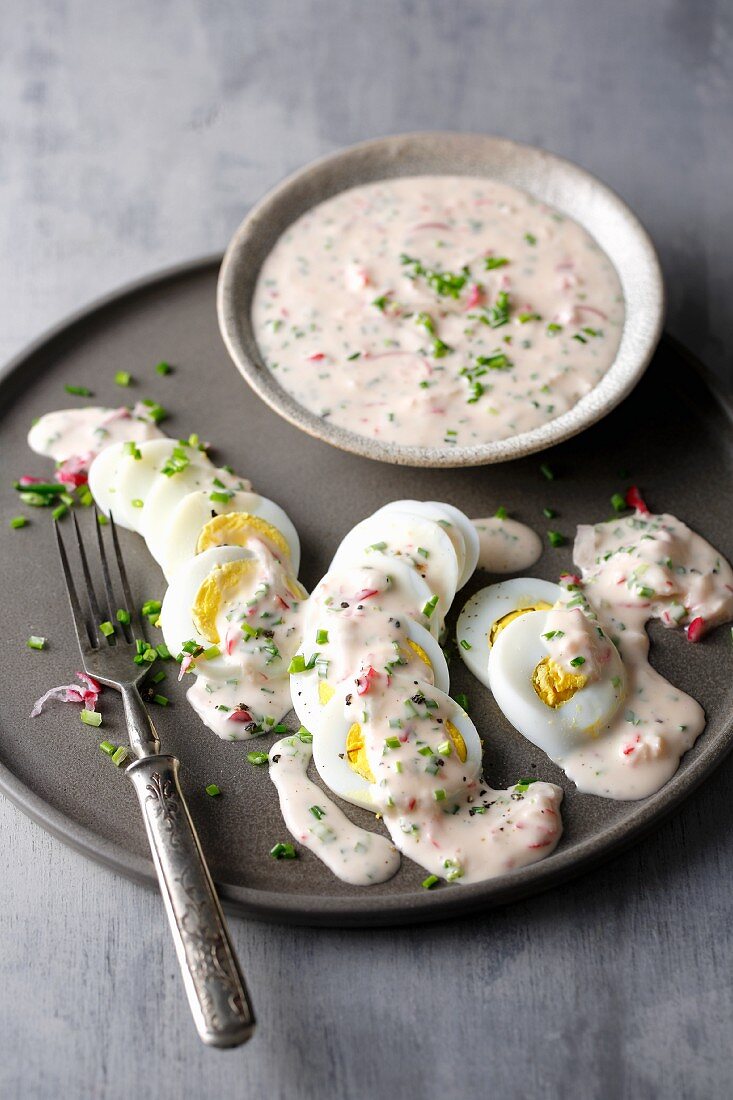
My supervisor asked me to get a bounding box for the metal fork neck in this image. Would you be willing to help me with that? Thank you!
[121,685,160,758]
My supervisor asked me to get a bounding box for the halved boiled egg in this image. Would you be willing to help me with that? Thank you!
[488,607,626,760]
[456,577,565,688]
[290,617,449,730]
[312,681,482,812]
[156,489,300,580]
[329,511,460,620]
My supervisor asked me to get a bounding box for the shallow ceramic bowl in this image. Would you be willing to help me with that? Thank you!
[217,132,664,468]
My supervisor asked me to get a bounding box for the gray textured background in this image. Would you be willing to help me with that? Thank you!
[1,2,732,1098]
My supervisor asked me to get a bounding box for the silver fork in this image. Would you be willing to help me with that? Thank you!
[55,510,255,1048]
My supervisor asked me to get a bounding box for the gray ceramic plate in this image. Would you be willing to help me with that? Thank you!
[1,257,731,928]
[218,132,665,468]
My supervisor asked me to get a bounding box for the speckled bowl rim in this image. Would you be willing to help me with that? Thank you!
[217,131,665,468]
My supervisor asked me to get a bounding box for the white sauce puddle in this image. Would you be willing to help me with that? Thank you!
[472,516,542,573]
[268,735,400,885]
[28,405,165,464]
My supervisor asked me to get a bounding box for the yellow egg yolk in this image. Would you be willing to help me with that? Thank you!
[191,559,258,643]
[406,638,432,669]
[489,601,553,646]
[196,512,290,560]
[532,657,587,708]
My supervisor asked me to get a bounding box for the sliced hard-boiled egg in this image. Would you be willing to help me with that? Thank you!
[329,511,460,619]
[290,617,449,730]
[312,681,482,812]
[372,500,479,588]
[488,608,626,760]
[159,544,257,677]
[87,442,127,521]
[304,555,440,639]
[141,460,250,565]
[111,438,194,531]
[157,489,300,580]
[456,577,565,688]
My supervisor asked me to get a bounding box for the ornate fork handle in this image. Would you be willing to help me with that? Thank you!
[127,754,255,1047]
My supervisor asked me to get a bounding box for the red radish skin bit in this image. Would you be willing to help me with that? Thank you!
[686,616,706,643]
[625,486,650,515]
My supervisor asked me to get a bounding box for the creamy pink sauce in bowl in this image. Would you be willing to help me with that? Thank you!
[218,133,664,467]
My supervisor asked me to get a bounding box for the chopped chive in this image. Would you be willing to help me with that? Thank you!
[274,723,287,733]
[155,361,173,375]
[97,513,108,525]
[111,746,129,766]
[421,874,439,889]
[309,805,326,820]
[540,463,554,481]
[569,656,586,667]
[156,642,171,660]
[80,710,102,728]
[64,384,92,397]
[116,608,131,624]
[131,498,143,509]
[99,741,116,756]
[384,736,401,750]
[494,505,507,520]
[638,586,655,599]
[459,639,472,651]
[316,629,329,645]
[99,621,115,637]
[417,547,429,559]
[524,232,537,245]
[547,530,566,548]
[209,490,233,504]
[10,516,28,529]
[151,670,166,684]
[27,635,46,650]
[288,654,307,674]
[546,322,563,335]
[422,595,439,618]
[205,783,221,797]
[270,842,297,859]
[114,371,132,387]
[433,788,446,802]
[141,599,162,617]
[202,645,220,660]
[455,693,469,712]
[484,256,509,270]
[124,441,142,460]
[611,492,627,513]
[518,311,542,323]
[51,504,68,521]
[297,727,313,743]
[140,398,168,423]
[247,751,269,766]
[437,740,452,757]
[19,492,52,507]
[543,506,557,519]
[152,694,169,706]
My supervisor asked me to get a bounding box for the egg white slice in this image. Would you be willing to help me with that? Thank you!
[157,489,301,580]
[142,461,250,564]
[329,511,460,619]
[312,680,482,812]
[159,544,256,678]
[488,609,626,761]
[110,439,190,531]
[290,618,449,730]
[457,577,565,688]
[304,554,440,640]
[87,442,127,522]
[371,500,467,584]
[373,500,479,589]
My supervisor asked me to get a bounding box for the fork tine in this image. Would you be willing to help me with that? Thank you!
[94,508,119,641]
[72,512,103,632]
[55,520,96,651]
[108,512,143,645]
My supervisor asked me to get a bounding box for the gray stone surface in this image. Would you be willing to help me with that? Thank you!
[1,2,732,1098]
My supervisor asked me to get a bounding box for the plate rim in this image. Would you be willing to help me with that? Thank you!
[217,130,666,469]
[1,255,730,928]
